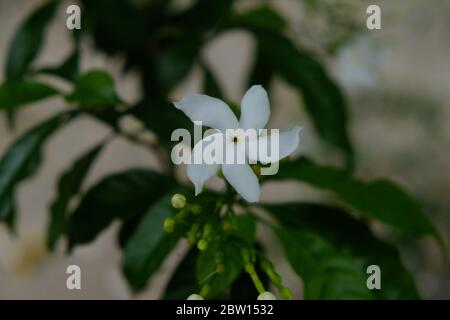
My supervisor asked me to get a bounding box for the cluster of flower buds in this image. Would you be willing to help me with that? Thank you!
[163,193,202,234]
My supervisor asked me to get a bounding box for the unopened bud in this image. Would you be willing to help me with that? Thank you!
[163,218,175,233]
[257,291,276,300]
[171,194,186,209]
[187,294,204,300]
[216,264,225,274]
[222,220,233,232]
[189,204,202,215]
[197,239,208,251]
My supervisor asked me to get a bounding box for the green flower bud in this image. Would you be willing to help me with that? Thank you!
[203,223,213,237]
[187,294,204,300]
[222,220,233,232]
[163,218,175,233]
[187,223,200,245]
[257,291,276,300]
[197,239,208,251]
[216,264,225,274]
[189,204,202,215]
[171,194,186,209]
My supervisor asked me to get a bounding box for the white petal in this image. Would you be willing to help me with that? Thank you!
[222,164,260,203]
[187,134,221,195]
[239,85,270,130]
[258,126,302,164]
[174,94,239,131]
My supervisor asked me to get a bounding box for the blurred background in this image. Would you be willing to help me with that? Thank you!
[0,0,449,299]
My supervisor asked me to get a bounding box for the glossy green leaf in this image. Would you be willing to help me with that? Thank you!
[129,100,192,148]
[266,203,420,299]
[177,0,235,34]
[0,80,59,111]
[5,0,59,80]
[67,169,175,249]
[267,158,439,239]
[47,143,104,250]
[163,249,199,300]
[39,49,80,82]
[122,194,182,291]
[226,5,287,32]
[65,70,121,109]
[157,40,199,90]
[247,44,275,90]
[196,214,256,298]
[0,112,73,229]
[201,62,224,99]
[258,32,353,167]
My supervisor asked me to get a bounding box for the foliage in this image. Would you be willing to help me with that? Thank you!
[0,0,441,299]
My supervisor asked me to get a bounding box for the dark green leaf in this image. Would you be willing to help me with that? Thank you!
[39,49,80,82]
[67,169,175,249]
[267,158,439,239]
[65,70,121,109]
[258,32,353,167]
[247,44,275,89]
[201,62,224,99]
[276,226,372,299]
[47,143,104,250]
[226,6,287,32]
[163,249,199,299]
[196,240,244,298]
[230,214,256,245]
[129,100,192,148]
[177,0,235,34]
[122,194,182,291]
[265,203,420,299]
[0,112,73,229]
[5,0,59,80]
[157,40,199,90]
[196,214,256,298]
[0,80,59,112]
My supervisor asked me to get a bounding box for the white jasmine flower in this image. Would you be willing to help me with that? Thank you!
[187,293,204,300]
[257,291,276,300]
[174,85,301,203]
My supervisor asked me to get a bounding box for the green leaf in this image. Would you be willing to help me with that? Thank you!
[47,143,104,250]
[163,249,199,299]
[67,169,175,249]
[39,49,80,82]
[247,44,275,89]
[201,62,224,99]
[65,70,121,109]
[196,214,256,298]
[196,240,244,298]
[265,203,420,299]
[226,6,287,32]
[267,158,439,239]
[5,0,59,80]
[0,112,73,229]
[0,80,59,112]
[177,0,235,34]
[129,100,192,148]
[122,194,182,291]
[258,32,353,167]
[157,40,199,90]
